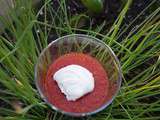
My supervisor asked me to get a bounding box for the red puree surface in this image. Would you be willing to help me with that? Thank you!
[44,53,110,113]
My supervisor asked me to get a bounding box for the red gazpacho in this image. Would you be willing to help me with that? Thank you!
[42,53,113,113]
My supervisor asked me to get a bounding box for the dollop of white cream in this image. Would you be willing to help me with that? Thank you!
[53,64,94,101]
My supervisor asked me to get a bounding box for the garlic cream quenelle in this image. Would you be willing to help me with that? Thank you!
[53,64,95,101]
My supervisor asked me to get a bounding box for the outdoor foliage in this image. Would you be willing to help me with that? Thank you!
[0,0,160,120]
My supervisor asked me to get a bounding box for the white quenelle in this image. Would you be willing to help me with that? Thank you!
[53,64,95,101]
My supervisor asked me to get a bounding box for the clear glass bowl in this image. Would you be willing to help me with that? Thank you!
[35,34,122,117]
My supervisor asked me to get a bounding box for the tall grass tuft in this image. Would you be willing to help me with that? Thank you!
[0,0,160,119]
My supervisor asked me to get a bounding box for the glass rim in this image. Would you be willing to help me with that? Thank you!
[34,34,122,117]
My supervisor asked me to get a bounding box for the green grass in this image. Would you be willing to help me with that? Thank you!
[0,0,160,119]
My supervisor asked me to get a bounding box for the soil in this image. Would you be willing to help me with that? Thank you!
[36,0,160,43]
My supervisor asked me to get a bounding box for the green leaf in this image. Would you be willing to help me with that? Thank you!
[81,0,103,13]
